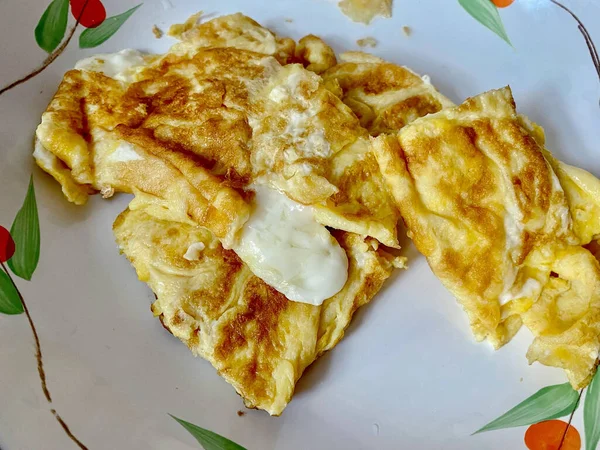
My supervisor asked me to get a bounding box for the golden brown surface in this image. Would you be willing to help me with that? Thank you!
[310,51,453,246]
[313,137,400,249]
[338,0,392,24]
[36,9,600,400]
[291,43,405,246]
[35,13,401,248]
[167,12,296,64]
[34,15,409,413]
[517,115,600,245]
[322,52,453,136]
[295,35,337,74]
[113,208,404,415]
[373,86,600,388]
[34,64,252,245]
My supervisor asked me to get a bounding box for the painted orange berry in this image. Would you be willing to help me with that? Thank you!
[525,420,581,450]
[492,0,515,7]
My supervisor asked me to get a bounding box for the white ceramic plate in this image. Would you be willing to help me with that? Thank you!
[1,0,599,449]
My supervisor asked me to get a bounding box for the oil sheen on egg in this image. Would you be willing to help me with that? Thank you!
[234,185,348,305]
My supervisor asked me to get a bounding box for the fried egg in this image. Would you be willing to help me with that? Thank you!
[114,207,404,415]
[321,51,453,136]
[34,13,409,413]
[373,86,600,388]
[35,14,403,298]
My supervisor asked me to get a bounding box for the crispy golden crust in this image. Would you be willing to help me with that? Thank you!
[168,13,296,64]
[133,46,274,184]
[34,13,404,411]
[35,14,400,247]
[247,58,401,245]
[35,67,251,245]
[322,52,453,136]
[313,137,400,248]
[374,86,600,388]
[310,51,455,247]
[113,208,403,414]
[114,126,252,243]
[35,70,146,188]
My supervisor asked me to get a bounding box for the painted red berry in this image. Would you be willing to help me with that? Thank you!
[0,225,15,263]
[70,0,107,28]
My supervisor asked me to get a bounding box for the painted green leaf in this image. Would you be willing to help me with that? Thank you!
[0,269,23,315]
[170,415,246,450]
[474,383,580,434]
[34,0,69,53]
[585,370,600,450]
[8,176,40,281]
[458,0,512,46]
[79,4,142,49]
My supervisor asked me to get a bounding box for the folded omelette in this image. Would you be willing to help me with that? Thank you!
[114,207,402,415]
[373,87,600,389]
[34,9,600,412]
[33,13,410,413]
[34,13,400,249]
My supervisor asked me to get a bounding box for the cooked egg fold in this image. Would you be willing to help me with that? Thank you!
[233,185,349,305]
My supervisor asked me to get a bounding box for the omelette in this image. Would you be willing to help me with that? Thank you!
[113,207,403,415]
[318,48,600,387]
[34,13,401,251]
[34,8,600,408]
[33,13,407,413]
[320,51,453,136]
[373,87,600,389]
[337,0,393,25]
